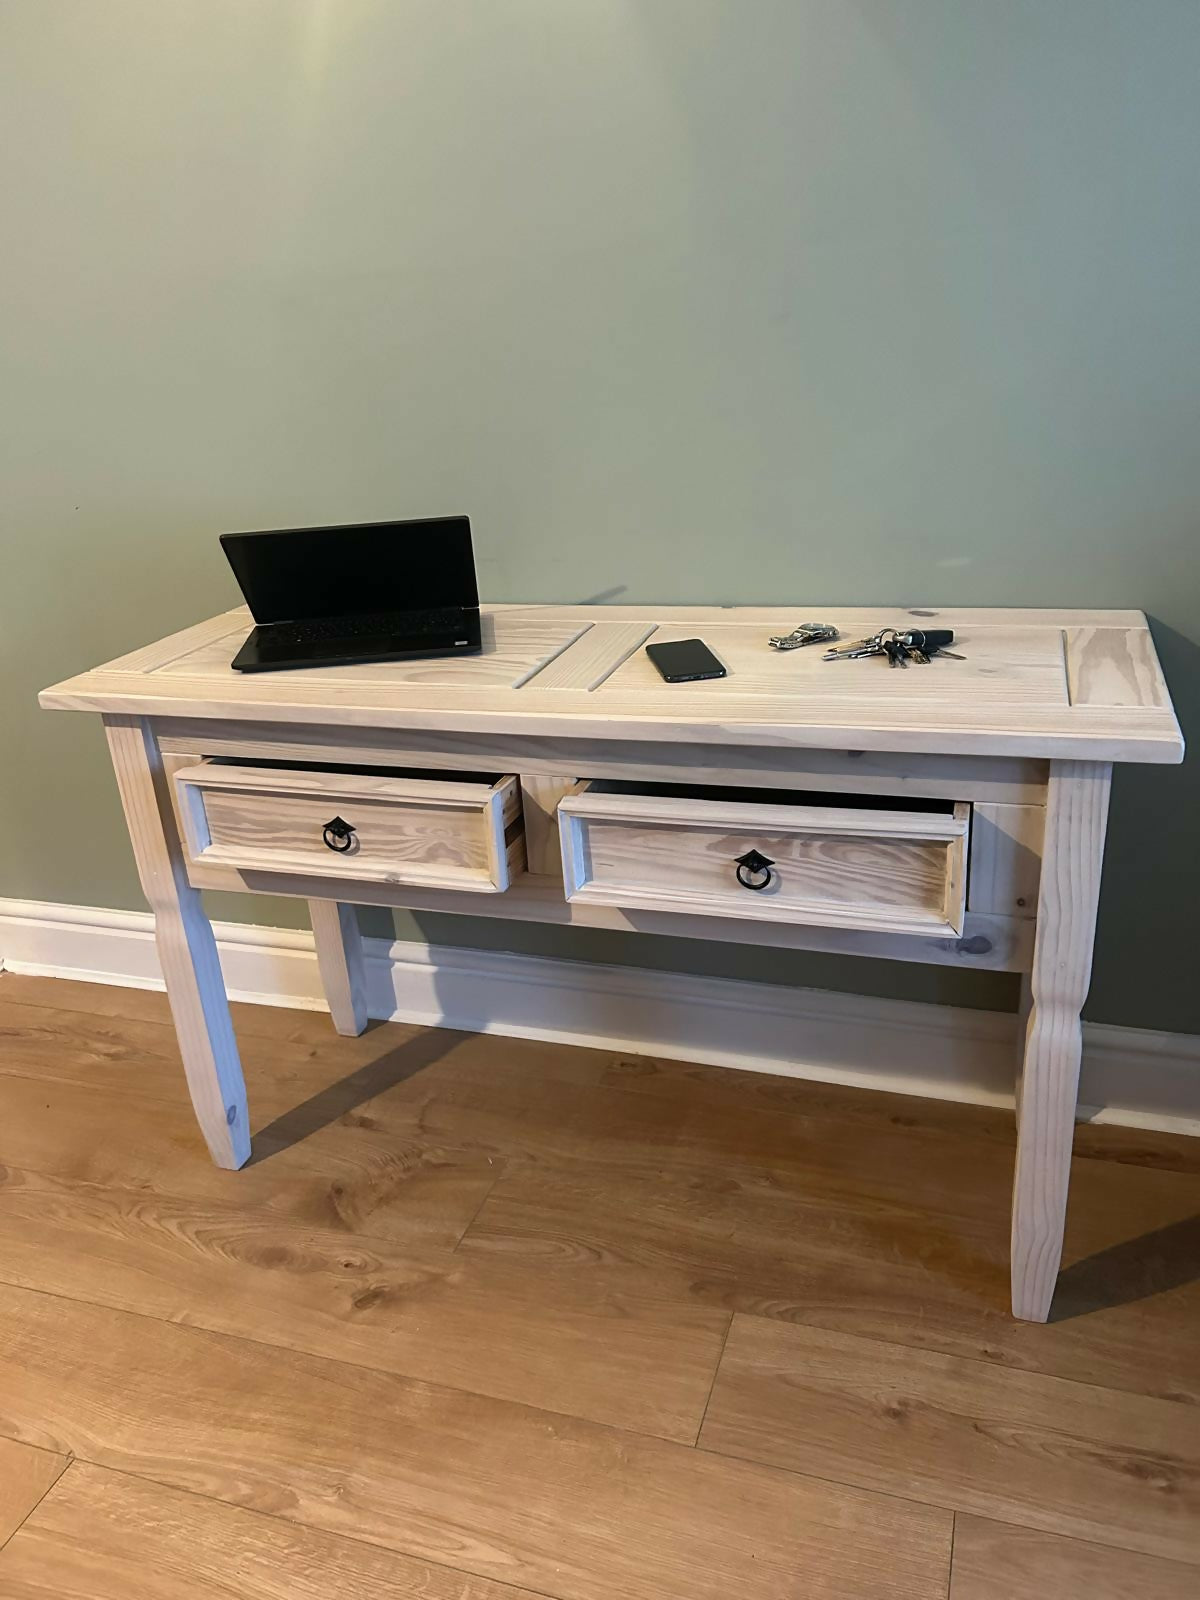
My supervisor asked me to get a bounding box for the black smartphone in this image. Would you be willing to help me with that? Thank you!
[645,638,727,683]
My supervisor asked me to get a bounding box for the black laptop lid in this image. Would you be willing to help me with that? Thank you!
[220,517,478,624]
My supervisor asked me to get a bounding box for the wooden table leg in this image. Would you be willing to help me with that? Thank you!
[310,900,369,1036]
[104,715,250,1169]
[1010,760,1111,1321]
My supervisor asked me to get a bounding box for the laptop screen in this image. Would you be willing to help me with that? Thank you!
[220,517,479,624]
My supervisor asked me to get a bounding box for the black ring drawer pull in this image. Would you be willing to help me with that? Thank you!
[735,849,775,891]
[322,816,356,853]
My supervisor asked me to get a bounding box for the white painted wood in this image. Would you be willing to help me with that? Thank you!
[559,783,970,937]
[172,761,521,893]
[308,900,369,1037]
[1010,761,1113,1322]
[41,604,1184,763]
[101,717,250,1169]
[4,895,1198,1137]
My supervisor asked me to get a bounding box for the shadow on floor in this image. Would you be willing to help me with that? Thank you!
[249,1025,459,1163]
[1051,1213,1200,1320]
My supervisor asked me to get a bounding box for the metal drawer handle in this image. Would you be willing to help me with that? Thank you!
[735,849,775,891]
[322,816,357,854]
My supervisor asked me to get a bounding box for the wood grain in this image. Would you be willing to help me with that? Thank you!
[0,1462,549,1599]
[0,1283,952,1600]
[0,1164,731,1442]
[1012,761,1112,1320]
[104,715,250,1168]
[462,1144,1200,1406]
[967,802,1044,917]
[41,604,1184,762]
[562,806,965,935]
[309,901,369,1036]
[155,719,1051,802]
[1066,627,1169,709]
[699,1314,1200,1565]
[949,1514,1198,1600]
[0,1439,67,1548]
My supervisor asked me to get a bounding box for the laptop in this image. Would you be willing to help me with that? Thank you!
[220,516,482,673]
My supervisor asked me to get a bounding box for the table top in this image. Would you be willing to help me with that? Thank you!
[41,603,1183,763]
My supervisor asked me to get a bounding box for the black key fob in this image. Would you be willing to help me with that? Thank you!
[902,628,954,652]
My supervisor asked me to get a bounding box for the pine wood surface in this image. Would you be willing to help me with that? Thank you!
[40,603,1184,761]
[1,972,1197,1596]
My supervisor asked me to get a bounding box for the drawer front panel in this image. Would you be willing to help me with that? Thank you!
[559,784,968,936]
[175,761,524,892]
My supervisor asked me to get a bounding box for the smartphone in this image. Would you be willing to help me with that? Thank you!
[645,638,727,683]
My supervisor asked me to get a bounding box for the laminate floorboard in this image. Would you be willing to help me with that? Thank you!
[0,1283,951,1600]
[699,1313,1200,1565]
[1,972,1195,1596]
[0,1462,548,1599]
[948,1514,1198,1600]
[0,1162,729,1441]
[0,1438,67,1548]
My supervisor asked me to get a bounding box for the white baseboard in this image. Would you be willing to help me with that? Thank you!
[1,896,1197,1136]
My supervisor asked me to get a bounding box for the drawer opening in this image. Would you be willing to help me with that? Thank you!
[208,757,505,786]
[578,779,959,817]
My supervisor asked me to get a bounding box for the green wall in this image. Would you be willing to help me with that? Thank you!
[2,1,1197,1029]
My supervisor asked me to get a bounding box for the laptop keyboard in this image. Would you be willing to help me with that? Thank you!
[271,608,464,644]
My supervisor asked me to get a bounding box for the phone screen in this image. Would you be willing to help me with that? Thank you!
[644,638,727,682]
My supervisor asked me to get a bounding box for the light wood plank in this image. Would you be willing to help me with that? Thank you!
[0,1439,68,1548]
[1011,760,1111,1320]
[104,715,250,1168]
[967,802,1044,918]
[40,604,1183,763]
[527,620,656,690]
[699,1315,1199,1566]
[0,1283,952,1600]
[518,774,576,877]
[156,720,1050,803]
[181,857,1035,972]
[309,901,369,1036]
[1066,626,1168,709]
[0,1164,731,1442]
[949,1514,1198,1600]
[560,784,969,936]
[0,1462,547,1599]
[177,761,511,892]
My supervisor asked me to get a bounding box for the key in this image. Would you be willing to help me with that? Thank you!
[883,638,908,668]
[822,637,883,660]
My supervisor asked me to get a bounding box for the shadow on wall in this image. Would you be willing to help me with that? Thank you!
[1089,616,1198,1035]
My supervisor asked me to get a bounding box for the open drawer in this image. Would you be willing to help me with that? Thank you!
[173,759,525,892]
[558,781,969,936]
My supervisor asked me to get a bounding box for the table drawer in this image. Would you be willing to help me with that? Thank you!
[173,760,525,892]
[558,781,969,936]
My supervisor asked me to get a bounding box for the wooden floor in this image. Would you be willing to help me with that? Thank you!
[0,973,1197,1598]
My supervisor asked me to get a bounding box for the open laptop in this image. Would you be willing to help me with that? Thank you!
[220,516,482,673]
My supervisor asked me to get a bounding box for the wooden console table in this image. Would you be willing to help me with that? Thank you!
[41,603,1182,1321]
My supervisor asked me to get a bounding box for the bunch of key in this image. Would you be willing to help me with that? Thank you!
[768,621,841,651]
[822,626,965,668]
